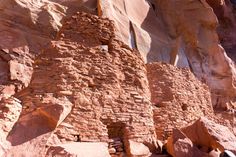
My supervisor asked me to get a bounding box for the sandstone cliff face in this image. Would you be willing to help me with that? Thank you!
[0,0,66,155]
[0,0,236,157]
[154,0,236,110]
[98,0,175,64]
[98,0,236,109]
[207,0,236,61]
[0,5,157,156]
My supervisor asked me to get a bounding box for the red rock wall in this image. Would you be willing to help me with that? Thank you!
[207,0,236,61]
[2,12,157,156]
[0,0,236,156]
[0,1,65,154]
[150,0,236,110]
[50,12,156,145]
[98,0,236,109]
[146,62,215,140]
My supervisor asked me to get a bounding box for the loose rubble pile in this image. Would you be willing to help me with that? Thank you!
[108,138,124,156]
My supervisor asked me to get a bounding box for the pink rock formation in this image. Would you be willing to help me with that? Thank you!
[126,140,151,157]
[46,142,110,157]
[182,117,236,154]
[98,0,176,64]
[98,0,236,109]
[166,129,208,157]
[0,0,236,157]
[167,117,236,156]
[147,62,217,140]
[207,0,236,61]
[1,8,157,156]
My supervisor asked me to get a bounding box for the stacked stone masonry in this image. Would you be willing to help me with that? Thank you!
[146,62,216,140]
[10,12,157,155]
[0,1,236,156]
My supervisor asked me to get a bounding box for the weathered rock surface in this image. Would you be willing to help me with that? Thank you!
[0,9,157,156]
[182,117,236,154]
[0,0,98,97]
[207,0,236,62]
[98,0,236,109]
[0,0,236,157]
[0,0,68,91]
[166,129,208,157]
[98,0,177,64]
[167,117,236,156]
[127,140,151,157]
[147,62,216,140]
[46,142,110,157]
[0,97,22,156]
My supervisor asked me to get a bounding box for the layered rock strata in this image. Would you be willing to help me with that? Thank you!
[2,12,157,156]
[0,0,236,156]
[98,0,236,109]
[207,0,236,61]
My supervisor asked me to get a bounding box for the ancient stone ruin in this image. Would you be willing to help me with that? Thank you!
[0,0,236,157]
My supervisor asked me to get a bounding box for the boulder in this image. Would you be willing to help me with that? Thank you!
[167,118,236,157]
[46,142,111,157]
[166,129,207,157]
[166,129,188,156]
[9,60,33,87]
[7,98,73,146]
[174,138,194,157]
[182,117,236,154]
[127,140,151,157]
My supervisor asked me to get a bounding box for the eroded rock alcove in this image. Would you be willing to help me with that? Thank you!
[0,0,236,157]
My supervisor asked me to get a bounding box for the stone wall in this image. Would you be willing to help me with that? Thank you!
[0,0,236,156]
[98,0,236,110]
[146,62,215,140]
[6,12,157,156]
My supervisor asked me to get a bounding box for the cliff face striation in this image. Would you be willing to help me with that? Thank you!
[0,0,236,157]
[98,0,236,110]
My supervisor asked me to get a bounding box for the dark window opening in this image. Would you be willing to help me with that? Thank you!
[181,103,188,111]
[107,122,125,139]
[103,121,126,154]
